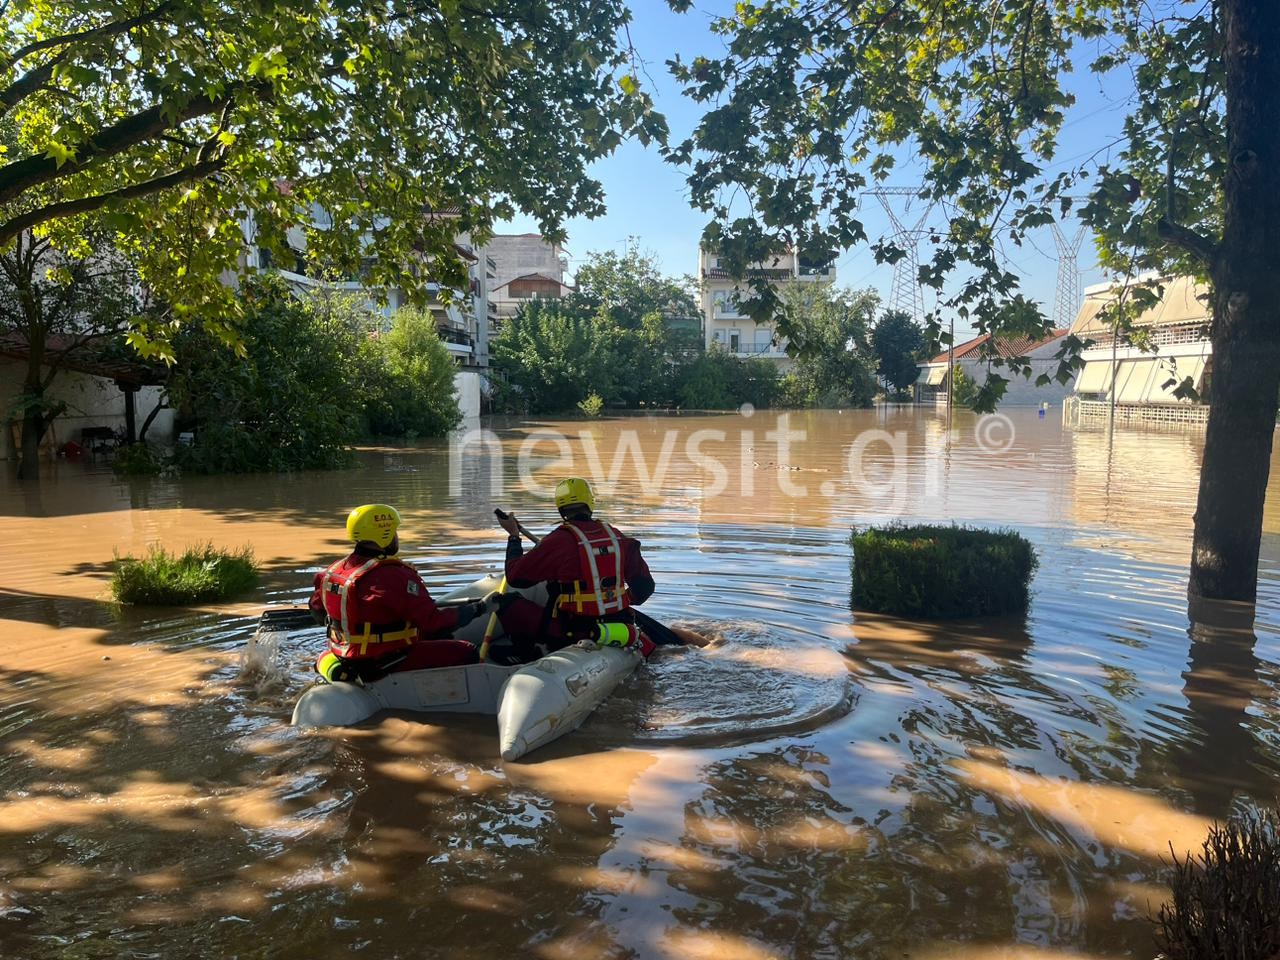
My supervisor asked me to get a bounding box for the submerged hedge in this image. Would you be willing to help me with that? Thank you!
[850,524,1037,618]
[112,544,259,605]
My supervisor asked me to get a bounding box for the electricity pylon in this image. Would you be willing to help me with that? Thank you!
[867,187,934,324]
[1050,221,1088,330]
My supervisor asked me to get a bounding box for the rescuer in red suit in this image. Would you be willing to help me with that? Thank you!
[310,503,493,682]
[494,477,656,661]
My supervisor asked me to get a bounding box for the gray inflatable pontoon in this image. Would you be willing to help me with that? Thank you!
[286,575,642,760]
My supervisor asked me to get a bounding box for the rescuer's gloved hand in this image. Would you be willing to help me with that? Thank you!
[454,599,489,629]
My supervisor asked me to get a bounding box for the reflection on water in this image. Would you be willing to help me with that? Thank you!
[2,408,1280,959]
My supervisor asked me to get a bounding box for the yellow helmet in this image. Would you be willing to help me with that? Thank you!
[554,477,595,513]
[346,503,400,548]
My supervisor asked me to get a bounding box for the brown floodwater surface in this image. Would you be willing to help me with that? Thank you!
[2,407,1280,959]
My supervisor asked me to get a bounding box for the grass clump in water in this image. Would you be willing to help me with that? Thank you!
[112,543,259,605]
[850,524,1037,618]
[1155,806,1280,960]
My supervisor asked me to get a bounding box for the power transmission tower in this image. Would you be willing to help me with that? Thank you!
[867,187,934,324]
[1050,221,1088,330]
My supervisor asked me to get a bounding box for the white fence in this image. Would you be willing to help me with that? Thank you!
[1063,396,1210,428]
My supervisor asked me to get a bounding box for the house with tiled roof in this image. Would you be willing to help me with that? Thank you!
[914,328,1075,406]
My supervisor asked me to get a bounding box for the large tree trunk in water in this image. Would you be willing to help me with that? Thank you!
[1189,0,1280,603]
[17,405,42,479]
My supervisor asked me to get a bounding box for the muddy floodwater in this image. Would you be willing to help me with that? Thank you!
[4,407,1280,960]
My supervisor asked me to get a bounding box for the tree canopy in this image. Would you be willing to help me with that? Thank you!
[778,283,879,408]
[1,0,664,356]
[568,243,699,329]
[667,0,1224,408]
[872,311,927,394]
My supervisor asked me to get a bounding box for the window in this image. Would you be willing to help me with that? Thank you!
[713,290,741,317]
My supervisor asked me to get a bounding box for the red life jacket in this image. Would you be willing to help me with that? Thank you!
[556,520,632,618]
[320,555,419,660]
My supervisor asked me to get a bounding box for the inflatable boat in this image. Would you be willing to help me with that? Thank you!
[278,575,644,761]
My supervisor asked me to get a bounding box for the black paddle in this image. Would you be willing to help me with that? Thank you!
[494,508,694,647]
[258,606,319,631]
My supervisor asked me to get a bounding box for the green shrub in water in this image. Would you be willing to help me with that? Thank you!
[111,442,167,477]
[849,524,1037,617]
[577,391,605,418]
[1155,806,1280,960]
[112,543,259,605]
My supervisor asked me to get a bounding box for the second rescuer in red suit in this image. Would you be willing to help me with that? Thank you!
[495,503,656,661]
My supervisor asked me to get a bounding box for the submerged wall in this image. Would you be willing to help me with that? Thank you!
[454,369,482,420]
[0,357,174,459]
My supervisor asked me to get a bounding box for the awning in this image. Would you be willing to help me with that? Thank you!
[917,364,947,386]
[1114,359,1156,403]
[1074,360,1114,394]
[1145,354,1208,403]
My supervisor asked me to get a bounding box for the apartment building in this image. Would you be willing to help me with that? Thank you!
[241,207,492,371]
[699,248,834,368]
[483,234,573,327]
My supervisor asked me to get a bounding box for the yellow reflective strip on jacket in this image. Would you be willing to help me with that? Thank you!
[557,583,620,611]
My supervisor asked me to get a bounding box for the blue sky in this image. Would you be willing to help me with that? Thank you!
[501,2,1136,341]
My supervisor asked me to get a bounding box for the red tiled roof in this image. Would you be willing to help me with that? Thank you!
[926,329,1068,364]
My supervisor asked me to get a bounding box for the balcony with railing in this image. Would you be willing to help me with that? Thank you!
[734,342,788,357]
[437,325,475,355]
[1083,323,1209,350]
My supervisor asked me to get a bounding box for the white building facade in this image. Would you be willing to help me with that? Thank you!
[241,209,491,371]
[1065,276,1212,426]
[699,248,835,368]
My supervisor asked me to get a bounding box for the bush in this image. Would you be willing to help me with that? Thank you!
[167,277,361,474]
[1155,806,1280,960]
[577,391,604,417]
[952,364,979,407]
[677,347,779,410]
[111,442,167,476]
[112,543,259,605]
[358,307,462,439]
[849,524,1037,617]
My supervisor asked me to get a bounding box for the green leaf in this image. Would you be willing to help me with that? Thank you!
[43,142,76,168]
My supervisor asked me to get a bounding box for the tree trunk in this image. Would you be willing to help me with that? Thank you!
[16,403,42,480]
[15,337,45,481]
[138,396,167,443]
[1189,0,1280,603]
